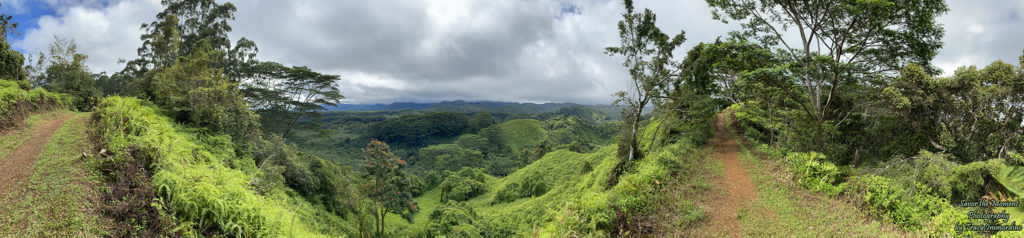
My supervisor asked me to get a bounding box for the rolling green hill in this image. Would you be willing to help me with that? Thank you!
[494,119,546,154]
[381,116,710,236]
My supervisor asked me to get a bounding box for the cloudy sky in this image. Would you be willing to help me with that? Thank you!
[4,0,1023,104]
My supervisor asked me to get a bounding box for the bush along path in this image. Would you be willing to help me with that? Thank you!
[0,112,110,236]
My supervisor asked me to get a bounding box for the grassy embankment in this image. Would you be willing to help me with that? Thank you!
[92,96,352,237]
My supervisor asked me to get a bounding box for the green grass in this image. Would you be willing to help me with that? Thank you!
[0,113,110,237]
[729,129,903,237]
[0,111,65,160]
[499,119,547,153]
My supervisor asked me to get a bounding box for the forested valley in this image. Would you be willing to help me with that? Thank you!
[2,0,1024,237]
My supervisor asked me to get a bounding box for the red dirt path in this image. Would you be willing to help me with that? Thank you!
[0,113,74,193]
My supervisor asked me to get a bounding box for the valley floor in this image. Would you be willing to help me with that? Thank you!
[0,111,109,236]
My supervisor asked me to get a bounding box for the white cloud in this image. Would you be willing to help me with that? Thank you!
[15,0,1023,103]
[16,0,161,74]
[934,0,1024,76]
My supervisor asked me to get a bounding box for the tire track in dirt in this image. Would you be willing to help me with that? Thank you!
[705,113,758,237]
[0,112,74,193]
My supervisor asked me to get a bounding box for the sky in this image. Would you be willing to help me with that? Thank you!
[4,0,1023,104]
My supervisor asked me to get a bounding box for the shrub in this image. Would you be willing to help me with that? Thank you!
[611,151,669,217]
[871,151,994,202]
[439,167,488,202]
[491,171,549,204]
[409,174,426,197]
[847,175,953,231]
[147,41,259,143]
[521,171,549,197]
[492,182,521,204]
[783,152,845,196]
[923,206,974,237]
[424,171,442,190]
[1,79,71,130]
[425,201,514,237]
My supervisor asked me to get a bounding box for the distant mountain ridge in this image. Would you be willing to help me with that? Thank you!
[327,100,619,115]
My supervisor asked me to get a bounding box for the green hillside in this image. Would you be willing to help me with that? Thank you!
[380,116,711,236]
[93,97,352,236]
[496,119,546,153]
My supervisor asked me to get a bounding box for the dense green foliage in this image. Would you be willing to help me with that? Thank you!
[149,39,260,140]
[847,175,962,232]
[366,111,471,147]
[94,97,353,236]
[439,168,489,202]
[782,152,845,196]
[417,143,485,173]
[492,171,549,204]
[882,62,1024,162]
[0,79,71,130]
[424,201,514,237]
[287,106,619,182]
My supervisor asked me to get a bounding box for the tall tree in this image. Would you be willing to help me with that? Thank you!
[706,0,949,148]
[605,0,685,171]
[119,0,257,93]
[0,4,26,82]
[361,140,417,236]
[237,61,343,137]
[25,37,100,111]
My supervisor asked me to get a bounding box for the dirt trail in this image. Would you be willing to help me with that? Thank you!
[0,112,74,192]
[706,113,758,237]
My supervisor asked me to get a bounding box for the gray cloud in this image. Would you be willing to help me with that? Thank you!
[934,0,1024,76]
[13,0,1024,104]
